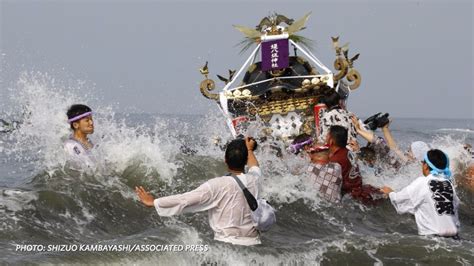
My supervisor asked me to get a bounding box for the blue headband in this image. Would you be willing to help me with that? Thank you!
[424,152,452,179]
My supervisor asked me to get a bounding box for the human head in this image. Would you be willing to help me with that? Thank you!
[307,143,330,164]
[336,82,350,101]
[464,144,474,161]
[409,141,430,162]
[67,104,94,134]
[326,125,348,148]
[336,82,350,109]
[225,139,248,172]
[422,149,450,178]
[322,90,341,109]
[359,146,376,167]
[289,133,313,155]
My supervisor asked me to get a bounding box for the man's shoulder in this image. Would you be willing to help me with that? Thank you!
[208,174,245,188]
[330,148,349,162]
[405,176,430,191]
[207,175,232,183]
[247,166,262,177]
[64,138,76,146]
[208,167,261,185]
[64,139,82,155]
[425,176,455,190]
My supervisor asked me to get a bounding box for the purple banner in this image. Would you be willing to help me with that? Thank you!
[261,39,289,71]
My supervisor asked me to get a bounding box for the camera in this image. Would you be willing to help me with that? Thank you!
[363,112,390,131]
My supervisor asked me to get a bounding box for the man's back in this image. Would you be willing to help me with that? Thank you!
[329,147,362,195]
[307,162,342,203]
[206,167,261,245]
[389,175,460,236]
[154,166,262,245]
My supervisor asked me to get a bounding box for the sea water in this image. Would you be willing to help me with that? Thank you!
[1,72,473,264]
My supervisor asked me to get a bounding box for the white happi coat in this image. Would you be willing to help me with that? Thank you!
[318,107,357,143]
[389,174,460,236]
[63,136,95,169]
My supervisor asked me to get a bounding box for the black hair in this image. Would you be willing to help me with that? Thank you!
[336,82,350,100]
[292,133,311,145]
[426,149,448,170]
[359,146,376,162]
[67,104,92,129]
[291,133,312,155]
[322,90,341,109]
[329,125,348,148]
[225,139,248,171]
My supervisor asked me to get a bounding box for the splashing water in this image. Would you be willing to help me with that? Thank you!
[1,73,473,264]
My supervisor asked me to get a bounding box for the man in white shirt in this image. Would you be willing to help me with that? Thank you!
[135,137,262,246]
[380,149,460,238]
[64,104,96,168]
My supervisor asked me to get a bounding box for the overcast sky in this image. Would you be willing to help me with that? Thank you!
[1,0,472,119]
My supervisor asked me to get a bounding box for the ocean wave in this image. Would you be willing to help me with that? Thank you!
[1,72,474,264]
[436,128,474,134]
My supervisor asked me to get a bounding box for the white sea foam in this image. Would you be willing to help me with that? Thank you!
[2,72,474,264]
[5,72,178,183]
[0,189,38,230]
[436,128,474,134]
[362,135,472,190]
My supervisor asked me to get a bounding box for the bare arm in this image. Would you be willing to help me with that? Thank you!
[135,182,215,216]
[351,116,375,143]
[381,121,397,149]
[246,137,259,168]
[381,121,409,162]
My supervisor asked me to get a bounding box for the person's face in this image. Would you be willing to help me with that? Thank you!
[339,99,347,110]
[325,134,333,146]
[422,161,430,176]
[73,115,94,134]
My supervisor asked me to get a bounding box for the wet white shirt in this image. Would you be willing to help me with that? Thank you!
[154,166,262,246]
[63,136,95,169]
[389,174,460,236]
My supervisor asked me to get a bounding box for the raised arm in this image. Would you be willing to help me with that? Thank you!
[381,120,397,149]
[351,115,375,143]
[381,120,409,162]
[246,137,259,168]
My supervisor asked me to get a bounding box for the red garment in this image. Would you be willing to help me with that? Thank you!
[329,147,383,205]
[329,147,362,195]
